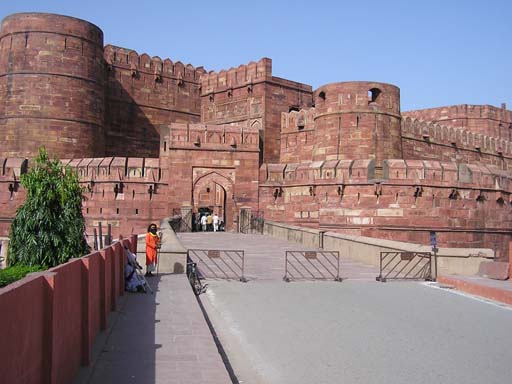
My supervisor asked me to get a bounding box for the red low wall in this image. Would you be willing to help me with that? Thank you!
[0,235,136,384]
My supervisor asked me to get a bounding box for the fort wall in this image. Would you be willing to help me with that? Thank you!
[259,159,512,259]
[311,82,402,171]
[403,104,512,140]
[104,45,204,157]
[200,58,312,163]
[0,155,169,240]
[162,123,260,231]
[0,13,106,159]
[401,116,512,168]
[1,11,511,267]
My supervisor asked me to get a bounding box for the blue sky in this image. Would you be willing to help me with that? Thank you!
[1,0,510,111]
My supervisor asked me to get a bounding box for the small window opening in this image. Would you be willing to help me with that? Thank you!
[289,105,300,112]
[368,88,381,103]
[135,208,139,215]
[318,91,326,101]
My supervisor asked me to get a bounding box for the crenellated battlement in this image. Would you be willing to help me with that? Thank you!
[404,104,512,125]
[104,45,206,82]
[281,108,316,133]
[164,123,259,150]
[200,58,272,95]
[402,116,511,157]
[262,158,512,191]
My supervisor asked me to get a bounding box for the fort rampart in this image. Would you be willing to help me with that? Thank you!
[0,13,106,158]
[259,159,512,260]
[0,11,511,266]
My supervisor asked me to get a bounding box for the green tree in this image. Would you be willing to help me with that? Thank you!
[8,147,89,268]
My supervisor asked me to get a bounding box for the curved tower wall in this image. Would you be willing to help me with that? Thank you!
[0,13,105,159]
[313,82,402,170]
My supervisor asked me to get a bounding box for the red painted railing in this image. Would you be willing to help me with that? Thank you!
[0,234,137,384]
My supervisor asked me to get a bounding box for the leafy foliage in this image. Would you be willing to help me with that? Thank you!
[0,265,42,287]
[8,147,89,268]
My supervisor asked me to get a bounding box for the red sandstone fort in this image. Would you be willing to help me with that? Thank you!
[1,13,511,262]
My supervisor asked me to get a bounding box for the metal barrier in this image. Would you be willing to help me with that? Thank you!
[376,251,435,282]
[284,250,342,282]
[187,249,246,282]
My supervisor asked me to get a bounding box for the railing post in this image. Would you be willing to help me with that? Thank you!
[319,230,326,248]
[106,224,112,246]
[98,222,104,249]
[93,228,98,251]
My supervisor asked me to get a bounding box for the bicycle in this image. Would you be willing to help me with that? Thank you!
[187,261,207,296]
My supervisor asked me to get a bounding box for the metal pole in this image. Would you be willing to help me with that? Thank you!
[283,252,289,282]
[98,222,104,249]
[106,224,112,246]
[93,228,98,251]
[336,251,341,282]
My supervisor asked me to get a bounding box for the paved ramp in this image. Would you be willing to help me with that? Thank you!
[178,232,378,281]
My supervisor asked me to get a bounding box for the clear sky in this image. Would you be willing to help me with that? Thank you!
[1,0,510,111]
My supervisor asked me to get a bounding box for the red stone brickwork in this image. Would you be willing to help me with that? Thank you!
[310,82,402,171]
[403,104,512,140]
[162,122,260,231]
[200,58,312,163]
[103,45,204,158]
[259,159,512,260]
[401,116,511,168]
[0,13,106,159]
[1,12,512,265]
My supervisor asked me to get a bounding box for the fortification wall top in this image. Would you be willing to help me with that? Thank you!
[403,104,512,125]
[281,108,316,133]
[200,58,272,94]
[166,123,259,149]
[262,158,512,191]
[60,157,163,183]
[314,81,401,116]
[0,13,103,46]
[104,45,205,82]
[402,116,511,156]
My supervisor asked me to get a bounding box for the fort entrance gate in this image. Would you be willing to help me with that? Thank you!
[192,172,234,231]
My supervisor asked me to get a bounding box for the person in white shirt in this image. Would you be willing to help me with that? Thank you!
[213,213,219,232]
[200,214,207,232]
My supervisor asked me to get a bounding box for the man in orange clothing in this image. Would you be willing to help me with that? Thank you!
[145,223,160,276]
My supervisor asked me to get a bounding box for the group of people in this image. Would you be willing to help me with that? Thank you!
[124,223,161,293]
[195,212,224,232]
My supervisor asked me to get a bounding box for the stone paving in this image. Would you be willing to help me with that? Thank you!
[74,273,232,384]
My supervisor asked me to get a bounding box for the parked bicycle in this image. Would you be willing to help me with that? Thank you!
[187,261,207,296]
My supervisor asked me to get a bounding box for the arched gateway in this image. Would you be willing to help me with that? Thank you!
[192,172,235,231]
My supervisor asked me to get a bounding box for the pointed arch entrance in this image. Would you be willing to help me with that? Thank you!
[192,171,235,231]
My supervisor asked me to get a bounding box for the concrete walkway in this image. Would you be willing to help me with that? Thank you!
[74,273,232,384]
[73,232,512,384]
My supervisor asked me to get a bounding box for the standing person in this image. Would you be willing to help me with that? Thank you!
[206,212,213,232]
[200,214,207,232]
[213,212,219,232]
[145,223,160,276]
[195,212,201,232]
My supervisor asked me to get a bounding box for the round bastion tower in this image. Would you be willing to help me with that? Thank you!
[0,13,105,159]
[313,81,402,174]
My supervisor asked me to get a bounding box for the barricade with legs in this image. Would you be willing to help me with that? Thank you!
[284,250,342,282]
